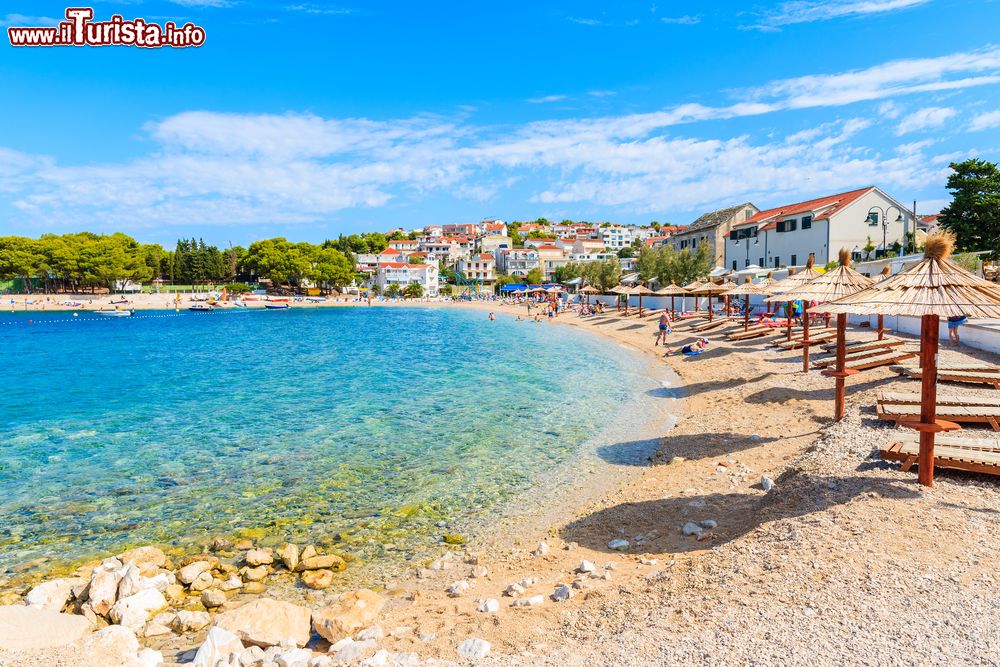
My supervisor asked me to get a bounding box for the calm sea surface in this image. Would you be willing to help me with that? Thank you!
[0,306,658,575]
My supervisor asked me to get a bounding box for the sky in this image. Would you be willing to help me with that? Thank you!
[1,0,1000,247]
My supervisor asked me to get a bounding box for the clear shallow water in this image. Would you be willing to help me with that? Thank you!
[0,306,656,576]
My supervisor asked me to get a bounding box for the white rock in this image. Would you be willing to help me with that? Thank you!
[117,564,144,600]
[700,519,718,529]
[140,572,173,593]
[177,560,213,585]
[276,647,312,667]
[0,605,93,650]
[519,577,537,587]
[329,637,376,663]
[310,657,334,667]
[363,649,389,666]
[25,577,83,611]
[190,570,215,592]
[109,589,167,630]
[446,579,471,597]
[476,598,500,613]
[503,583,525,597]
[82,626,140,663]
[639,557,659,566]
[681,522,703,537]
[471,565,489,578]
[607,539,630,551]
[88,562,126,616]
[141,622,173,638]
[457,638,491,659]
[246,549,274,567]
[357,625,384,641]
[173,609,211,633]
[510,594,544,608]
[219,575,243,592]
[761,476,776,492]
[531,541,549,557]
[551,584,573,602]
[137,647,164,667]
[192,626,244,667]
[577,560,596,574]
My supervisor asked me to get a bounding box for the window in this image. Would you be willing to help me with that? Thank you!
[791,254,797,266]
[868,212,879,226]
[730,230,738,241]
[733,260,738,270]
[776,220,785,233]
[759,257,765,267]
[788,220,797,232]
[774,257,780,268]
[745,209,753,220]
[692,239,697,248]
[802,215,812,229]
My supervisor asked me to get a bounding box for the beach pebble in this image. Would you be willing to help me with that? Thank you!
[243,566,269,582]
[532,541,549,557]
[590,571,612,581]
[504,583,525,597]
[457,638,491,659]
[220,575,243,592]
[177,560,213,586]
[246,549,274,567]
[301,569,334,590]
[700,519,718,529]
[329,637,376,663]
[298,555,346,572]
[761,476,776,492]
[275,647,312,667]
[446,580,471,597]
[471,565,489,578]
[356,625,383,641]
[607,539,630,551]
[243,581,267,594]
[681,522,703,537]
[577,560,596,574]
[202,588,227,609]
[190,571,215,592]
[477,598,500,613]
[309,657,334,667]
[639,557,659,566]
[300,545,317,561]
[511,595,544,608]
[519,577,537,587]
[552,584,574,602]
[277,543,300,572]
[173,610,211,633]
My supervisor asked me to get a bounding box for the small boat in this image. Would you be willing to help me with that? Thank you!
[189,304,214,312]
[96,309,133,317]
[306,297,325,303]
[265,303,290,310]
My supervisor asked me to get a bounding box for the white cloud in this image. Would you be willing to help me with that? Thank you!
[0,13,59,27]
[878,101,902,119]
[970,110,1000,131]
[746,0,930,30]
[169,0,233,7]
[527,95,568,104]
[284,4,358,15]
[661,15,701,25]
[587,90,617,97]
[895,106,956,135]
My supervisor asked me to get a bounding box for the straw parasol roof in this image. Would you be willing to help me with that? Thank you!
[823,234,1000,318]
[655,281,688,296]
[726,275,760,295]
[682,280,706,291]
[608,285,628,294]
[624,284,656,296]
[692,280,728,294]
[771,249,874,303]
[768,256,823,295]
[579,285,601,294]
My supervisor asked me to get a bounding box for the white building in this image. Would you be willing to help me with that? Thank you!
[600,225,633,251]
[457,253,496,286]
[723,186,916,271]
[496,248,540,278]
[376,262,439,296]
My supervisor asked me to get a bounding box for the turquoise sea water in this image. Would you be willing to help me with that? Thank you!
[0,306,657,577]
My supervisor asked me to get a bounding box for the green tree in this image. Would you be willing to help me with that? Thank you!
[385,283,401,297]
[0,236,42,287]
[403,282,424,298]
[635,246,659,283]
[553,262,583,283]
[508,222,523,248]
[939,158,1000,258]
[309,246,354,291]
[525,267,544,285]
[617,247,634,259]
[241,238,311,284]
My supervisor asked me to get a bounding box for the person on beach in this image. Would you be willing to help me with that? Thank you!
[948,314,968,346]
[664,338,709,356]
[489,312,495,321]
[655,311,671,345]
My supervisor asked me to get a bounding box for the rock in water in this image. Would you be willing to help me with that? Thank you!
[607,539,630,551]
[245,549,274,567]
[215,598,312,648]
[192,626,243,667]
[312,589,386,643]
[25,577,84,611]
[301,569,335,590]
[457,638,491,659]
[297,555,346,572]
[0,605,93,650]
[201,589,227,609]
[277,543,300,571]
[109,589,167,630]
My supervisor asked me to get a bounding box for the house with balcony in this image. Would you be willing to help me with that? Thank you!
[496,248,540,278]
[600,225,632,251]
[376,262,439,296]
[535,245,568,281]
[723,186,916,271]
[387,238,420,253]
[457,253,496,290]
[668,203,758,267]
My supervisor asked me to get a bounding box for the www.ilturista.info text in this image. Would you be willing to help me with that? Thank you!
[7,7,206,48]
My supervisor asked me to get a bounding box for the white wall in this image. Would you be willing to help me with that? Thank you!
[849,315,1000,356]
[829,189,913,256]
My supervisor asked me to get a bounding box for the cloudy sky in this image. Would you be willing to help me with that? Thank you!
[2,0,999,246]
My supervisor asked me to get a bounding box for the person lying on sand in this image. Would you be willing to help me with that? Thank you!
[664,338,709,356]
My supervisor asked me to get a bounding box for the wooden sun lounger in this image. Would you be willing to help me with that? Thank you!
[876,402,1000,431]
[877,391,1000,408]
[691,318,737,333]
[820,337,904,353]
[892,363,1000,373]
[672,313,708,322]
[880,439,1000,477]
[838,349,916,371]
[727,326,787,341]
[894,432,1000,451]
[772,330,836,350]
[813,344,908,368]
[895,368,1000,389]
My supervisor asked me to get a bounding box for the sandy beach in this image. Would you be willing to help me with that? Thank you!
[3,299,1000,666]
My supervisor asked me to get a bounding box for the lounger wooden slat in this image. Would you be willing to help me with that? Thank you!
[895,368,1000,389]
[772,330,836,350]
[894,432,1000,451]
[727,327,788,341]
[819,338,904,353]
[840,350,916,371]
[876,402,1000,431]
[813,346,908,368]
[877,391,1000,407]
[880,440,1000,476]
[891,363,1000,374]
[691,318,738,333]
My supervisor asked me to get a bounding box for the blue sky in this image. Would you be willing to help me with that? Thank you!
[2,0,1000,247]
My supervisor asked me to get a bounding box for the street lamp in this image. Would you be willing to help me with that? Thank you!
[864,205,905,258]
[733,231,760,268]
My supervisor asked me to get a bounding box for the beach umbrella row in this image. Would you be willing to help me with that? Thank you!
[767,257,823,342]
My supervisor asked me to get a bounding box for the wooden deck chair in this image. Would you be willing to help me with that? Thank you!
[877,391,1000,408]
[895,367,1000,389]
[727,326,785,341]
[691,317,738,333]
[772,329,836,350]
[839,349,916,371]
[820,337,904,354]
[813,345,908,368]
[876,402,1000,431]
[880,439,1000,477]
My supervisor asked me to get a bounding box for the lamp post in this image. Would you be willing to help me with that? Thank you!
[864,205,905,258]
[733,231,760,268]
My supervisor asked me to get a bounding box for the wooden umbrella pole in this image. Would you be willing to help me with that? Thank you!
[786,301,793,341]
[834,313,847,420]
[802,303,811,373]
[918,314,940,487]
[671,295,675,317]
[708,293,713,322]
[638,294,643,318]
[744,295,750,331]
[877,314,885,340]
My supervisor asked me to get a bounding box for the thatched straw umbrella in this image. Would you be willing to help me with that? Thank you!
[624,283,656,316]
[683,280,706,312]
[655,281,688,317]
[768,257,822,341]
[824,233,1000,486]
[752,271,779,314]
[579,284,600,307]
[717,278,738,315]
[693,281,727,322]
[726,276,763,331]
[776,249,874,409]
[609,284,627,312]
